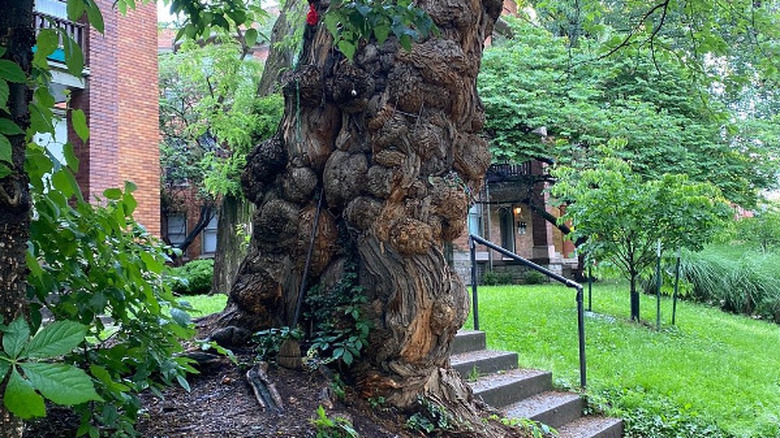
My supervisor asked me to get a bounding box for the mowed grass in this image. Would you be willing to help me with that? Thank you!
[180,293,227,317]
[465,280,780,437]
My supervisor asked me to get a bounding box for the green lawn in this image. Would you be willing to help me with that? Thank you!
[179,293,227,317]
[465,280,780,438]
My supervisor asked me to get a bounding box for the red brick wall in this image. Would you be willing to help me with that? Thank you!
[72,1,160,236]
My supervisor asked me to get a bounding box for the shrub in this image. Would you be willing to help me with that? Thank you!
[170,259,215,295]
[482,270,514,285]
[523,270,548,284]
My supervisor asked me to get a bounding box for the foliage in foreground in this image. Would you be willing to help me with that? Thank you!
[467,282,780,437]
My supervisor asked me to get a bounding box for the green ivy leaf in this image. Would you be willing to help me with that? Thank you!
[23,320,87,359]
[0,60,26,83]
[0,133,12,164]
[33,29,59,68]
[337,40,356,61]
[0,361,10,381]
[4,369,46,419]
[0,79,9,112]
[0,118,24,136]
[374,23,390,45]
[3,318,30,359]
[21,362,102,405]
[71,108,89,142]
[0,163,10,178]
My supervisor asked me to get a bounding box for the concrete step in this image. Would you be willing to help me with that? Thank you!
[469,368,552,408]
[557,416,624,438]
[452,330,486,355]
[450,349,518,378]
[502,391,583,429]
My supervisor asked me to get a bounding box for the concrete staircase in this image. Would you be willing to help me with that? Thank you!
[451,330,623,438]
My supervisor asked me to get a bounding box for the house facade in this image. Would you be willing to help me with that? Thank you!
[452,161,579,284]
[36,0,160,235]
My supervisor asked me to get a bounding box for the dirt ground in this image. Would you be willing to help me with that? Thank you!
[25,354,531,438]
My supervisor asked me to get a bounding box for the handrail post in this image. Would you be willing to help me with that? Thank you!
[576,285,587,388]
[469,236,479,331]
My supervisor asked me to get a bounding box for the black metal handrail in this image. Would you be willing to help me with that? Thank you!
[469,234,587,388]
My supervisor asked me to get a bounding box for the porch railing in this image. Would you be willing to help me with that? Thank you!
[469,234,587,388]
[33,11,87,65]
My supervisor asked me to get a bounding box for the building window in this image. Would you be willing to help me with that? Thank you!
[468,203,483,237]
[167,214,187,248]
[35,0,68,18]
[202,214,218,254]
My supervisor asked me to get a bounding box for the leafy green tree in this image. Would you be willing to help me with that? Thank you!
[479,17,779,208]
[734,202,780,251]
[553,144,732,321]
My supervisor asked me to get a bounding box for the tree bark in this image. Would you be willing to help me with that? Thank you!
[212,194,252,293]
[212,0,300,295]
[218,0,503,414]
[0,1,34,436]
[630,272,640,321]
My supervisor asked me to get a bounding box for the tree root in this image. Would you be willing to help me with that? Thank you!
[246,362,284,413]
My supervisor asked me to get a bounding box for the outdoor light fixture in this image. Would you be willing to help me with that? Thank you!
[518,221,527,235]
[513,206,522,216]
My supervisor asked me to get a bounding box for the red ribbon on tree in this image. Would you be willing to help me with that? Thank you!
[306,2,318,26]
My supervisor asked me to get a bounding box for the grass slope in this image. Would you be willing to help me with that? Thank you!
[465,280,780,437]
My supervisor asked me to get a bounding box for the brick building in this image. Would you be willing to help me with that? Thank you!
[451,161,579,284]
[36,0,160,235]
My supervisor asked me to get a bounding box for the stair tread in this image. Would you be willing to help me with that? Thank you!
[502,391,581,420]
[470,368,551,394]
[557,416,623,438]
[450,349,517,365]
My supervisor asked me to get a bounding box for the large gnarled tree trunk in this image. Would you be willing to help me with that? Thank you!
[0,1,34,436]
[219,0,502,412]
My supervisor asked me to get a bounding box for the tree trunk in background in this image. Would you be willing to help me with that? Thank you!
[212,194,252,293]
[218,0,502,412]
[0,1,34,436]
[211,0,300,295]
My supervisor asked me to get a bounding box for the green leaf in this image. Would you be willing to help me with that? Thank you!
[33,29,59,68]
[0,133,12,164]
[3,318,30,359]
[0,361,9,381]
[21,362,102,405]
[51,169,82,200]
[85,0,105,33]
[0,163,13,178]
[374,23,390,45]
[337,40,356,61]
[0,119,24,136]
[103,187,122,200]
[0,60,26,84]
[244,28,258,48]
[4,369,46,419]
[0,79,8,111]
[63,35,84,76]
[63,142,79,172]
[71,108,89,142]
[67,0,86,21]
[23,321,87,359]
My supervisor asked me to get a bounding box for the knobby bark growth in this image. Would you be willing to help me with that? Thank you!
[217,0,503,415]
[0,1,33,436]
